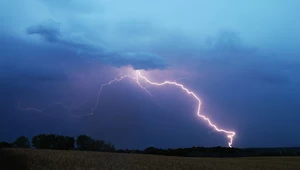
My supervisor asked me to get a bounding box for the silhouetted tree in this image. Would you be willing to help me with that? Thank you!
[102,141,115,152]
[13,136,30,148]
[144,147,160,154]
[76,135,115,152]
[76,135,94,151]
[32,134,75,150]
[32,134,49,149]
[65,136,75,150]
[47,134,56,149]
[0,142,12,148]
[55,135,65,150]
[93,140,105,151]
[5,133,299,157]
[56,135,75,150]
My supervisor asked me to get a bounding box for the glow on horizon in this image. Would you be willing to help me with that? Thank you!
[18,69,236,147]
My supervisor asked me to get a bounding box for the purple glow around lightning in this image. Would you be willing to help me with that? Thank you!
[18,70,236,147]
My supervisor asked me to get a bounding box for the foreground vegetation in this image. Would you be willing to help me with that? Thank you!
[2,134,300,157]
[1,148,300,170]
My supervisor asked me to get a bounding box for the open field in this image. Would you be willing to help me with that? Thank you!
[1,148,300,170]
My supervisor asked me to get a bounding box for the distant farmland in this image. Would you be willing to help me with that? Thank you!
[1,148,300,170]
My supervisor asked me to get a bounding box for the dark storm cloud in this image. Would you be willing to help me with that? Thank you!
[161,29,294,89]
[205,30,248,52]
[1,0,300,148]
[26,19,168,70]
[27,19,61,43]
[19,70,69,82]
[0,35,73,98]
[244,64,292,86]
[260,73,290,85]
[1,67,68,83]
[105,52,168,70]
[26,19,97,52]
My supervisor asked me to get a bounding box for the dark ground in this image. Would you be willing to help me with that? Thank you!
[1,148,300,170]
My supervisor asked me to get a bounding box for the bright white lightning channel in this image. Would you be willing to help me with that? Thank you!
[18,70,236,147]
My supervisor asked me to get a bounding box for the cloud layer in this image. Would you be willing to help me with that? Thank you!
[26,19,168,70]
[1,0,300,148]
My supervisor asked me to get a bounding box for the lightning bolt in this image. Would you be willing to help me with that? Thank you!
[18,102,69,112]
[18,70,236,147]
[90,74,155,115]
[17,101,91,118]
[135,71,236,148]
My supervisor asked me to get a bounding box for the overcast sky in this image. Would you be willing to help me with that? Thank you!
[0,0,300,149]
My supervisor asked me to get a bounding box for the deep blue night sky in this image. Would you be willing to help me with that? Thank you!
[1,0,300,149]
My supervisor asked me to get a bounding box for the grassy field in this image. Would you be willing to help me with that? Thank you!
[1,148,300,170]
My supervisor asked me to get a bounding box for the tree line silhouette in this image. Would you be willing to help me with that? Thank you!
[0,134,115,152]
[1,134,300,157]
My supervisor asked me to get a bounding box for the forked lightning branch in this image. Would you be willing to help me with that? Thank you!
[19,70,236,147]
